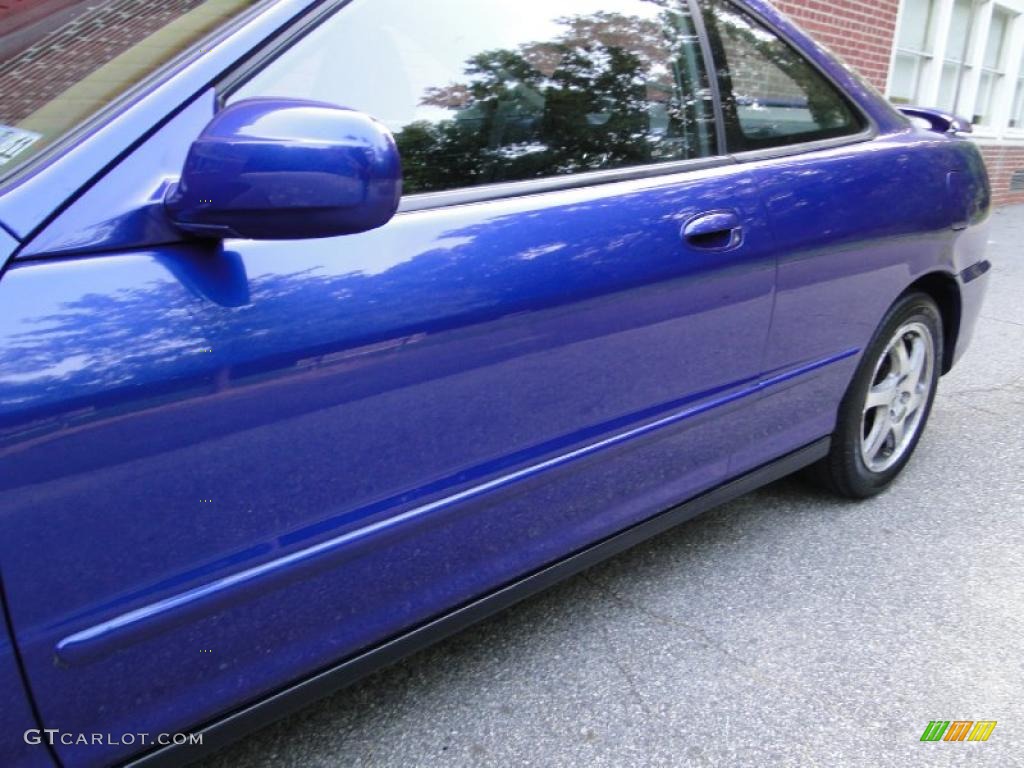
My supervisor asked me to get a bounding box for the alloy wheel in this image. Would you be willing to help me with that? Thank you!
[859,321,936,473]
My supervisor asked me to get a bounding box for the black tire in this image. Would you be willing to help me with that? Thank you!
[808,292,943,499]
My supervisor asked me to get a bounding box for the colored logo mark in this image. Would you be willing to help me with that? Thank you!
[920,720,997,742]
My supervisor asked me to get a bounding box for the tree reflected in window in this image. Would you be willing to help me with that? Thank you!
[395,8,716,193]
[232,0,717,195]
[397,9,716,193]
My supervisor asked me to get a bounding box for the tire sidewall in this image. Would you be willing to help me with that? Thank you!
[834,293,943,497]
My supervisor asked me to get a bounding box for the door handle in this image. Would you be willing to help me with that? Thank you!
[681,210,743,251]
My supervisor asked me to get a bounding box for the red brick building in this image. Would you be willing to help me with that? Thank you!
[778,0,1024,207]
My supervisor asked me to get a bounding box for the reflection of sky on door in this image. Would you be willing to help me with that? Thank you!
[0,257,196,395]
[232,0,666,132]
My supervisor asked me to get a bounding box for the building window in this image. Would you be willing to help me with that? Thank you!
[975,7,1013,123]
[937,0,978,114]
[891,0,940,104]
[891,0,1024,140]
[1012,50,1024,127]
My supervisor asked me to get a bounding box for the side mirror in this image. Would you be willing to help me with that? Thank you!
[165,99,402,240]
[898,106,973,136]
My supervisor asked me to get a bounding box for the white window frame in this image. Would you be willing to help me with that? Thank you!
[888,0,1024,142]
[889,0,942,104]
[1011,49,1024,128]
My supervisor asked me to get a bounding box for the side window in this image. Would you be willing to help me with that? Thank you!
[698,0,864,152]
[229,0,718,195]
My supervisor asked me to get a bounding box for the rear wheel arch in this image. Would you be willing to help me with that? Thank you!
[902,271,961,375]
[809,292,943,498]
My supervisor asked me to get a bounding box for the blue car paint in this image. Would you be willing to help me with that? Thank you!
[0,229,54,768]
[0,1,991,766]
[1,159,781,767]
[728,132,991,475]
[13,92,219,259]
[0,606,53,768]
[165,98,403,240]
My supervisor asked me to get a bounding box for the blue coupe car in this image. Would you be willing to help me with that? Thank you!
[0,0,990,765]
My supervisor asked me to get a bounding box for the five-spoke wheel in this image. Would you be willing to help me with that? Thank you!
[808,293,943,499]
[859,322,935,473]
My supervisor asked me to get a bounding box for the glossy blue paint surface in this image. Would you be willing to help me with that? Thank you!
[898,105,974,135]
[0,609,53,768]
[728,130,990,476]
[0,1,992,767]
[1,163,781,767]
[166,98,402,239]
[0,230,53,768]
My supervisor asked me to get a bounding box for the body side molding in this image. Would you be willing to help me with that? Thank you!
[127,437,830,768]
[56,351,856,665]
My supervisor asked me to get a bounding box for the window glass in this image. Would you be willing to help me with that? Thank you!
[698,0,863,151]
[947,0,976,58]
[891,54,923,104]
[891,0,938,105]
[974,71,996,123]
[0,0,259,178]
[898,0,936,52]
[981,8,1009,70]
[974,8,1011,125]
[230,0,718,196]
[937,62,959,111]
[1013,50,1024,128]
[937,0,976,113]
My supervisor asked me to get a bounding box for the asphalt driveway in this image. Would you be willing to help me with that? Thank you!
[202,205,1024,768]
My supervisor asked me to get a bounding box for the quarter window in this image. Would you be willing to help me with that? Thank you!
[230,0,719,195]
[697,0,864,152]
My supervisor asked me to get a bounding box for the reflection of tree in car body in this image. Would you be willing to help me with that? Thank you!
[394,9,715,194]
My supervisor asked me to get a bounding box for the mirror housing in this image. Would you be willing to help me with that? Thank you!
[165,99,402,240]
[898,106,973,136]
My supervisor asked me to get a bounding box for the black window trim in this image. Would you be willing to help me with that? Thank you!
[688,0,730,155]
[397,155,736,214]
[216,0,879,214]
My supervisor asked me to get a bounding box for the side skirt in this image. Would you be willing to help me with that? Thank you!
[128,437,830,768]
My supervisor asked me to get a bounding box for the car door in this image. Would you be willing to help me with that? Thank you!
[690,0,959,475]
[0,1,775,766]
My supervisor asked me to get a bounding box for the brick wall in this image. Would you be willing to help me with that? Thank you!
[0,0,80,32]
[979,145,1024,208]
[0,0,207,127]
[773,0,901,93]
